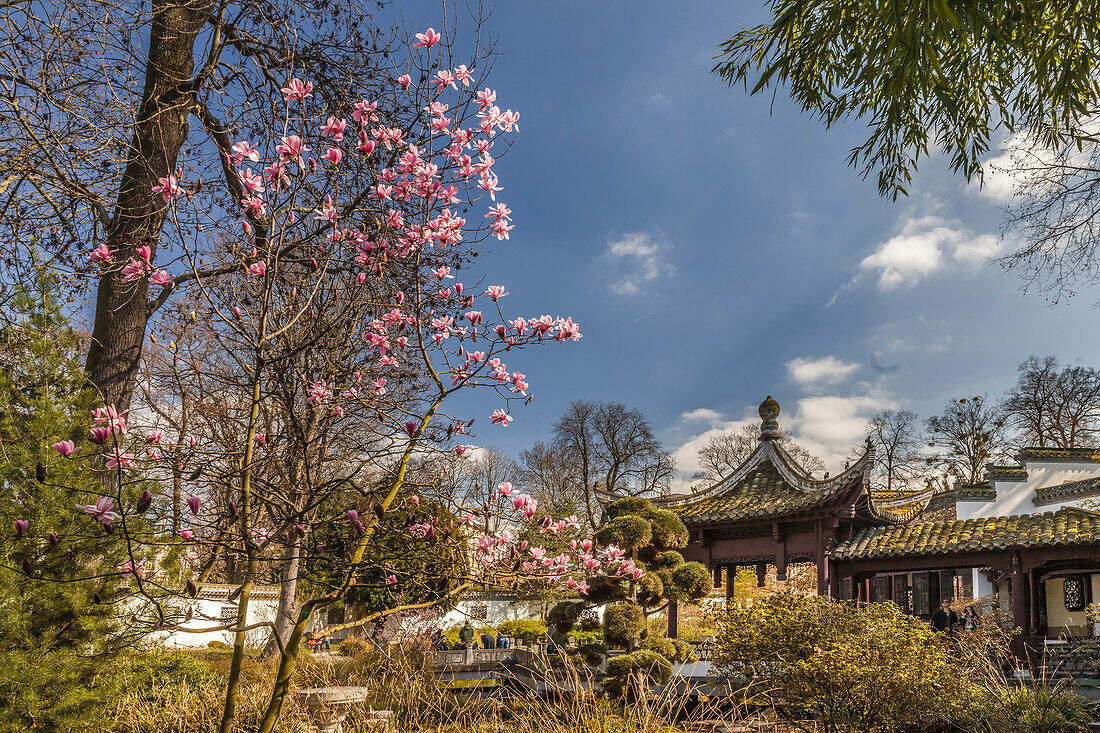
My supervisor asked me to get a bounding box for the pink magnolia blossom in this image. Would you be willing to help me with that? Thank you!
[121,257,152,283]
[52,440,79,457]
[77,496,120,525]
[14,519,28,538]
[152,174,182,202]
[119,560,145,578]
[232,140,261,162]
[248,261,266,277]
[490,408,512,427]
[281,78,314,102]
[398,74,412,88]
[89,244,115,263]
[483,285,508,301]
[321,116,347,140]
[149,270,173,288]
[186,496,201,514]
[93,406,127,434]
[178,529,194,539]
[387,574,398,585]
[104,447,136,470]
[404,420,418,437]
[322,147,343,165]
[413,27,441,48]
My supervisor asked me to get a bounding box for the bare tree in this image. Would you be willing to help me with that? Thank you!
[695,423,826,481]
[926,395,1008,486]
[1002,355,1100,448]
[551,400,674,527]
[867,409,926,492]
[519,440,583,513]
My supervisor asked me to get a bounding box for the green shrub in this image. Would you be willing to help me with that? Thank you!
[603,649,673,697]
[579,642,608,667]
[999,684,1092,733]
[605,497,651,519]
[120,651,217,701]
[0,648,122,733]
[635,573,664,606]
[670,637,696,663]
[712,593,983,731]
[638,635,676,661]
[602,602,644,648]
[548,600,586,634]
[669,562,712,602]
[496,618,547,643]
[570,628,603,645]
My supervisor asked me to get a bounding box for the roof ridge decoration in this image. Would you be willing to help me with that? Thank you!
[1015,446,1100,463]
[657,396,876,509]
[1033,475,1100,507]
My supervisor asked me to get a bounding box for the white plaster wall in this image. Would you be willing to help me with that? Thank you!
[957,461,1100,519]
[150,596,278,648]
[1045,577,1092,637]
[440,596,546,628]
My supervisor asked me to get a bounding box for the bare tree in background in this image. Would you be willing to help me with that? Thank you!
[926,395,1009,486]
[1002,355,1100,448]
[551,400,674,528]
[998,141,1100,305]
[695,423,826,481]
[867,409,927,492]
[520,440,583,513]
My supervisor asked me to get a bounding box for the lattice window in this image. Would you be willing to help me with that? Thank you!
[1064,578,1086,612]
[468,603,488,620]
[220,605,238,627]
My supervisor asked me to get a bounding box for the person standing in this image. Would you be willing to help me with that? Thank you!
[962,605,976,631]
[497,632,511,649]
[930,599,959,635]
[459,621,475,649]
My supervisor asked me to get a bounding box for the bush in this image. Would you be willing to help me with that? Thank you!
[711,593,984,731]
[0,648,122,732]
[669,562,712,602]
[603,602,644,648]
[1000,684,1093,733]
[638,635,676,661]
[547,600,586,634]
[120,651,217,701]
[603,649,673,697]
[670,637,696,663]
[635,573,664,606]
[496,618,547,643]
[579,642,608,667]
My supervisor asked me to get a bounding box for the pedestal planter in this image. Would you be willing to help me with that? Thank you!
[296,686,377,733]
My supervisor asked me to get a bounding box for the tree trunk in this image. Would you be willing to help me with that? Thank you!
[85,0,211,412]
[260,534,301,660]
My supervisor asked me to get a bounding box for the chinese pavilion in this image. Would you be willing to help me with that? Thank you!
[654,397,1100,658]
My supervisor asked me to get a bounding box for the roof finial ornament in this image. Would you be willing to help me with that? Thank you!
[759,395,781,441]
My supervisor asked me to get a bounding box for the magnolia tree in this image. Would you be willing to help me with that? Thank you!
[3,26,639,733]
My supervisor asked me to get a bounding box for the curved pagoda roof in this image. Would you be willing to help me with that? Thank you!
[656,397,902,526]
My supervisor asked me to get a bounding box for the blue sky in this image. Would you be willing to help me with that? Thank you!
[406,2,1100,486]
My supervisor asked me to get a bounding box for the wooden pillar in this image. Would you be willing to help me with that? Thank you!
[830,569,842,600]
[1010,556,1031,659]
[1029,569,1042,637]
[815,520,829,597]
[775,540,787,582]
[847,574,861,605]
[713,565,723,589]
[725,564,736,602]
[668,600,678,639]
[755,562,767,588]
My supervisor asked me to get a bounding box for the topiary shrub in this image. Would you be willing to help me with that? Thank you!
[639,635,677,662]
[605,497,651,519]
[606,515,652,549]
[496,619,547,643]
[670,637,696,663]
[548,600,586,634]
[603,649,673,697]
[579,641,608,667]
[603,602,645,648]
[652,550,684,569]
[669,561,712,602]
[643,507,688,548]
[635,573,664,607]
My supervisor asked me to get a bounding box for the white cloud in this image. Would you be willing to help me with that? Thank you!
[603,232,673,295]
[666,384,897,493]
[786,356,860,387]
[852,215,1002,292]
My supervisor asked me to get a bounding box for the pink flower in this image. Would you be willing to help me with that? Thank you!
[490,408,512,427]
[484,285,508,301]
[14,519,28,538]
[398,74,412,88]
[187,496,201,514]
[238,167,265,194]
[89,426,111,444]
[248,261,266,277]
[413,27,441,48]
[404,421,418,437]
[276,135,310,167]
[89,244,115,263]
[454,65,473,86]
[281,78,314,102]
[152,174,182,202]
[104,447,136,470]
[498,482,515,497]
[92,406,127,434]
[322,147,342,165]
[352,99,378,123]
[121,257,151,283]
[178,529,194,539]
[52,440,79,458]
[556,317,582,342]
[321,116,347,141]
[76,496,120,525]
[149,270,172,288]
[232,141,261,162]
[387,574,398,585]
[254,432,267,444]
[119,560,145,578]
